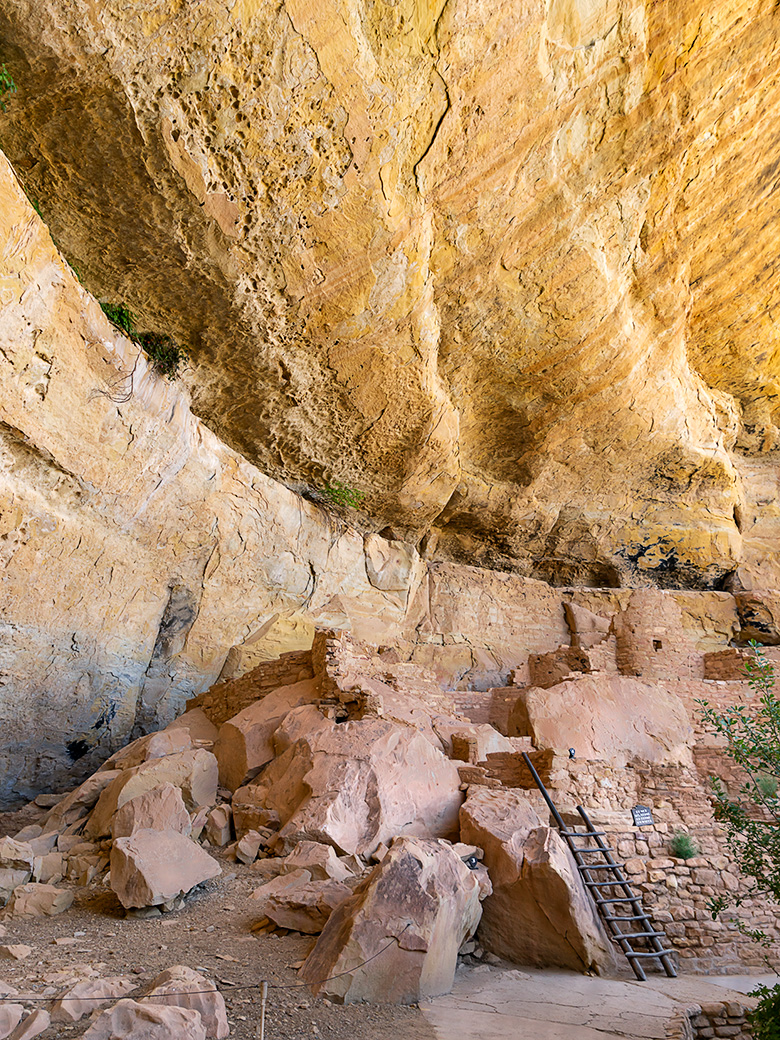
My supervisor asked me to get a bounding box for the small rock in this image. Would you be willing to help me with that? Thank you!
[0,1006,24,1039]
[0,946,32,961]
[8,1008,50,1040]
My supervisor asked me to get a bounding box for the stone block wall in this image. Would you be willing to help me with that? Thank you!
[186,650,314,725]
[666,1001,752,1040]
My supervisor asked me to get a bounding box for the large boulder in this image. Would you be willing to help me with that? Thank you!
[4,883,73,918]
[142,966,228,1039]
[300,837,486,1003]
[213,679,321,792]
[110,830,221,909]
[252,869,352,934]
[0,840,34,905]
[460,788,615,973]
[507,674,694,767]
[257,711,462,857]
[86,751,218,839]
[111,784,192,840]
[81,999,206,1039]
[51,978,136,1023]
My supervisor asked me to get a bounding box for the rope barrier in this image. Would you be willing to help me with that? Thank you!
[0,925,408,1003]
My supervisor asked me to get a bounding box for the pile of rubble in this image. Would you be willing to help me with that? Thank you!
[0,631,620,1033]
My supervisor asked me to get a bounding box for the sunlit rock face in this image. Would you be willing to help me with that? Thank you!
[0,0,779,586]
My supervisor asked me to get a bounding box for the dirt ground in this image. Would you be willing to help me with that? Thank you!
[0,805,438,1040]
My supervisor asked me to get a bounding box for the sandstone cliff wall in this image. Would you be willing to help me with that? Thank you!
[0,0,779,585]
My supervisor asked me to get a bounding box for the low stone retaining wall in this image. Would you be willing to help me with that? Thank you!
[667,999,752,1039]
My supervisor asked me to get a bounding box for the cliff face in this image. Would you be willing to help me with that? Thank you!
[0,0,778,586]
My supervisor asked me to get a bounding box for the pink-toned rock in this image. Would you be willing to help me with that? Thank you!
[261,716,462,857]
[0,871,31,905]
[0,839,33,874]
[507,674,694,767]
[164,709,219,747]
[86,750,218,839]
[81,999,206,1039]
[8,1009,50,1040]
[52,977,136,1022]
[213,679,321,792]
[142,966,228,1039]
[432,721,514,762]
[230,785,279,840]
[253,868,351,933]
[43,771,124,831]
[111,784,192,840]
[204,806,231,847]
[459,788,615,972]
[100,730,194,773]
[0,1006,23,1039]
[4,883,73,918]
[110,829,221,909]
[282,841,354,882]
[0,946,31,961]
[235,830,268,864]
[301,837,486,1003]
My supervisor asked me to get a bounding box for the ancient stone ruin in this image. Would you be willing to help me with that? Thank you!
[1,0,780,1036]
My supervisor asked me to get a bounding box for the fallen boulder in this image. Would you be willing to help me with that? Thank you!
[111,784,192,840]
[260,713,462,857]
[86,750,219,839]
[0,1006,23,1039]
[300,836,486,1003]
[142,966,228,1039]
[51,977,136,1022]
[460,788,615,973]
[253,869,351,933]
[81,999,206,1039]
[214,678,321,792]
[110,830,221,909]
[4,883,73,918]
[281,841,354,882]
[8,1008,50,1039]
[507,674,693,767]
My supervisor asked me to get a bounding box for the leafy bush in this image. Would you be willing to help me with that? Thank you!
[100,301,136,336]
[100,301,188,380]
[0,64,16,112]
[749,983,780,1040]
[323,480,365,509]
[669,831,700,860]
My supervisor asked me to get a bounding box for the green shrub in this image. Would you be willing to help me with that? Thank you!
[100,301,136,336]
[134,332,188,381]
[749,983,780,1040]
[0,64,16,112]
[323,480,365,509]
[100,301,187,380]
[669,831,700,860]
[757,773,779,799]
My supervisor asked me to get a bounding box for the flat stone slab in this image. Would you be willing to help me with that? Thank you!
[419,967,762,1040]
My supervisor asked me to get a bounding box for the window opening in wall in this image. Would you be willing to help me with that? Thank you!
[653,639,662,651]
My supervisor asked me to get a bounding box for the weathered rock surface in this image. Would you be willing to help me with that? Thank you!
[301,837,486,1003]
[81,999,206,1040]
[3,883,73,918]
[142,966,228,1040]
[87,751,218,839]
[508,674,694,767]
[51,978,136,1023]
[259,713,463,856]
[460,788,615,973]
[110,830,221,909]
[111,784,193,841]
[8,1009,50,1040]
[213,679,321,792]
[0,1006,23,1040]
[281,841,355,883]
[253,869,352,934]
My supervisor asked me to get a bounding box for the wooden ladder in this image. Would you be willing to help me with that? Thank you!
[521,752,677,981]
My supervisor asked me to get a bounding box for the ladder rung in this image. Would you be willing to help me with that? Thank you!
[595,897,640,904]
[583,880,634,888]
[625,950,674,959]
[578,862,627,870]
[612,931,668,941]
[560,829,607,837]
[573,846,615,855]
[602,913,652,923]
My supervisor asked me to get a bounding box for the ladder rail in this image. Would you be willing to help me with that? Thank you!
[520,752,676,981]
